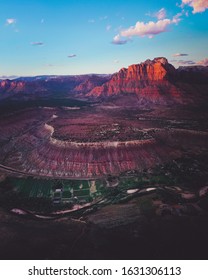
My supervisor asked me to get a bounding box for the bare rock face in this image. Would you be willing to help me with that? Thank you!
[0,79,25,93]
[0,79,45,95]
[74,75,111,94]
[88,58,208,105]
[0,74,111,98]
[123,57,175,81]
[87,58,185,104]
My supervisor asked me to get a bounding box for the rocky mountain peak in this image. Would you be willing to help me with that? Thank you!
[153,57,169,65]
[88,57,178,101]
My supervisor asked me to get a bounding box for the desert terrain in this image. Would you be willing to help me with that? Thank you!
[0,58,208,259]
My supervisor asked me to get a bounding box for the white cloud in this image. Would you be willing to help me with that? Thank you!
[182,0,208,13]
[146,8,166,20]
[114,59,119,63]
[172,58,208,66]
[173,53,189,57]
[112,34,128,45]
[177,60,196,65]
[172,13,183,23]
[197,58,208,66]
[6,18,16,25]
[155,8,167,20]
[119,15,181,39]
[31,42,44,46]
[68,54,77,58]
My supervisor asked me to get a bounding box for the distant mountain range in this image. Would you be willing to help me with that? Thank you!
[1,58,208,105]
[0,74,111,99]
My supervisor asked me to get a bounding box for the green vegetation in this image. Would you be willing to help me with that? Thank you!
[1,155,206,214]
[0,177,106,212]
[119,172,174,191]
[11,177,52,198]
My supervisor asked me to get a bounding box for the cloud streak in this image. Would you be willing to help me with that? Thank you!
[68,54,77,58]
[172,53,189,57]
[155,8,167,20]
[177,60,196,65]
[31,42,44,46]
[172,57,208,66]
[182,0,208,13]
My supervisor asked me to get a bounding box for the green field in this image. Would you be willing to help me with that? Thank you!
[0,177,106,212]
[11,177,52,198]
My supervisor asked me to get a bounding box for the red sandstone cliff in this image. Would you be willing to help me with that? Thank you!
[0,79,26,93]
[0,74,110,99]
[1,58,208,104]
[87,57,184,104]
[74,75,111,94]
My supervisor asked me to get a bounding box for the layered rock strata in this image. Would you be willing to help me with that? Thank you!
[1,118,208,179]
[88,57,208,104]
[88,58,181,103]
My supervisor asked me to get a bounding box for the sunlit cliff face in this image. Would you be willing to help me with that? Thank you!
[88,58,180,103]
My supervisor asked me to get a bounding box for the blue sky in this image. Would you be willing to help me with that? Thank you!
[0,0,207,76]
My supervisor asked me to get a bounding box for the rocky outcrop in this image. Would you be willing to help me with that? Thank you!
[74,75,111,94]
[88,57,208,105]
[0,79,26,93]
[88,58,179,101]
[0,79,79,103]
[0,74,111,98]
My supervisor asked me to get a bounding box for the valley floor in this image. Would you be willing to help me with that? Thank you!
[0,102,208,259]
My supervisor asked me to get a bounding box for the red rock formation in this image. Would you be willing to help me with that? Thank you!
[1,57,208,104]
[0,75,111,97]
[0,79,23,93]
[88,58,184,104]
[74,75,111,94]
[1,115,208,179]
[0,79,42,94]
